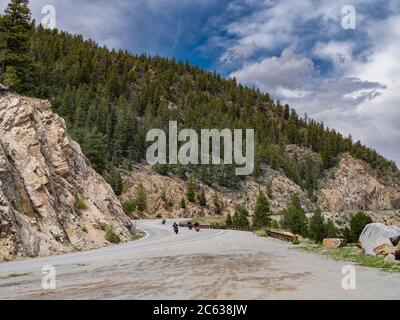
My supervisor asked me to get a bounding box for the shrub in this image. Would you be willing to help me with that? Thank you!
[292,238,301,245]
[75,196,87,211]
[270,220,280,229]
[160,187,167,202]
[153,163,168,175]
[105,225,121,244]
[122,200,137,216]
[255,229,268,237]
[346,212,373,243]
[10,234,18,243]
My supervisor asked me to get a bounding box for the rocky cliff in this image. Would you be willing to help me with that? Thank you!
[0,90,135,261]
[318,154,400,212]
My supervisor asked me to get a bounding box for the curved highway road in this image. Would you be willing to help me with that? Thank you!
[0,219,399,299]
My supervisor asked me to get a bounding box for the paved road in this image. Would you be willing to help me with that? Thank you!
[0,219,399,300]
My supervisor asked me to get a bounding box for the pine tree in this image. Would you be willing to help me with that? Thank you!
[225,213,233,226]
[0,0,33,92]
[252,191,271,228]
[180,197,186,209]
[212,193,222,215]
[233,205,249,227]
[2,65,20,88]
[266,180,273,198]
[107,169,123,196]
[186,177,196,203]
[309,208,326,243]
[198,188,206,207]
[135,183,147,212]
[347,212,373,243]
[79,127,107,172]
[160,187,167,203]
[282,194,308,236]
[325,219,337,238]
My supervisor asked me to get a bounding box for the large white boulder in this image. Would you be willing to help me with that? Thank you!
[359,223,400,256]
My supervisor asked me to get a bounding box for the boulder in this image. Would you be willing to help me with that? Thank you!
[322,238,347,248]
[373,243,392,256]
[359,223,400,256]
[384,254,396,264]
[395,249,400,261]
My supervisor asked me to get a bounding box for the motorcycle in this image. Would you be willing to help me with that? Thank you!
[195,226,200,232]
[162,219,166,225]
[187,222,193,230]
[174,225,179,234]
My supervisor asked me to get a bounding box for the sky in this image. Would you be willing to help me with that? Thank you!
[1,0,399,166]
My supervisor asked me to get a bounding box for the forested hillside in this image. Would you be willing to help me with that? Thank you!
[0,0,398,200]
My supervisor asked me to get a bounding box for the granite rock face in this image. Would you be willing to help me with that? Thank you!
[318,154,400,212]
[0,90,134,260]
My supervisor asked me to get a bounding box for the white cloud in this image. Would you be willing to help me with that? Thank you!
[312,41,355,72]
[231,47,316,91]
[225,1,400,165]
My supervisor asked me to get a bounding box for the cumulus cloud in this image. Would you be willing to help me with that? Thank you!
[231,47,385,112]
[231,47,316,91]
[1,0,398,165]
[225,0,400,165]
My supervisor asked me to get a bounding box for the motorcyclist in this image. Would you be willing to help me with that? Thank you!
[173,222,179,234]
[162,218,166,225]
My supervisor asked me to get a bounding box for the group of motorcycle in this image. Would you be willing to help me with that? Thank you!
[162,219,200,234]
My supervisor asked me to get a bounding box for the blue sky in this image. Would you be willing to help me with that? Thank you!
[2,0,399,166]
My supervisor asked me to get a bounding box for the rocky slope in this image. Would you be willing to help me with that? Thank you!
[0,90,135,261]
[318,154,400,212]
[121,163,313,220]
[121,155,400,225]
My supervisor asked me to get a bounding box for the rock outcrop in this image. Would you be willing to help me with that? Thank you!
[121,154,399,222]
[322,238,347,248]
[359,223,400,256]
[0,90,134,261]
[318,154,400,212]
[120,163,314,220]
